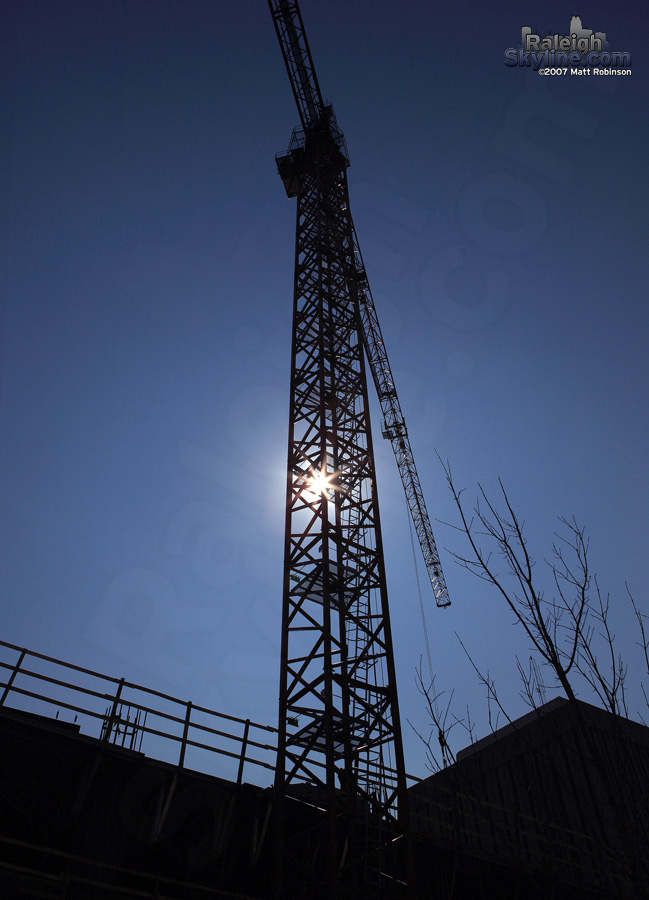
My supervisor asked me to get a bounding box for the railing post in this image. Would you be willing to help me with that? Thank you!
[154,700,193,841]
[102,678,125,743]
[178,701,192,768]
[237,718,251,786]
[0,649,27,707]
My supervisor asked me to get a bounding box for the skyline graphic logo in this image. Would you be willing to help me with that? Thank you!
[505,16,631,75]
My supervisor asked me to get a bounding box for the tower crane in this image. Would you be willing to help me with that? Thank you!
[267,2,450,897]
[271,3,450,610]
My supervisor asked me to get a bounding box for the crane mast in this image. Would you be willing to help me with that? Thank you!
[268,1,449,896]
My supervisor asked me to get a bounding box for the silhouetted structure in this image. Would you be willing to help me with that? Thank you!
[267,3,449,896]
[3,5,644,900]
[0,641,278,899]
[2,643,648,898]
[410,697,649,898]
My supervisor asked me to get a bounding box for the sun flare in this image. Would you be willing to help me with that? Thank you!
[298,466,337,502]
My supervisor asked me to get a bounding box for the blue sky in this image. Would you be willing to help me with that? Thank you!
[2,1,648,778]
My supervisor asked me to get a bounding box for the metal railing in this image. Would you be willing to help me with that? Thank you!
[0,640,278,786]
[1,640,637,894]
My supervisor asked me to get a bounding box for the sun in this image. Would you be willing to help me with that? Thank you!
[299,466,337,502]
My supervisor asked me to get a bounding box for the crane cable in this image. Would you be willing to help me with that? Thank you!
[406,495,434,685]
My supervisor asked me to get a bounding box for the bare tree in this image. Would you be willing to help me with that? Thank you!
[411,460,649,897]
[409,663,477,771]
[436,458,646,723]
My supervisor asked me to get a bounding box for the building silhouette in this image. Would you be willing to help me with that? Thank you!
[1,643,648,898]
[410,696,649,898]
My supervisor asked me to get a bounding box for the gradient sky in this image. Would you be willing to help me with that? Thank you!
[3,1,648,780]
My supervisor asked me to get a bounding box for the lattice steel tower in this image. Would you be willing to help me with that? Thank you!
[268,3,450,897]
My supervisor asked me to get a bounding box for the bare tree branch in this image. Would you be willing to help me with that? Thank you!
[417,460,648,897]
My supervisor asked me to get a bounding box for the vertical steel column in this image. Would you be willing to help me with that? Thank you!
[275,116,410,899]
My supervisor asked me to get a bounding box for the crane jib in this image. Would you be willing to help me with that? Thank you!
[268,0,325,128]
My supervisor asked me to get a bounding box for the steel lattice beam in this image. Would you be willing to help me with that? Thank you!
[275,118,409,898]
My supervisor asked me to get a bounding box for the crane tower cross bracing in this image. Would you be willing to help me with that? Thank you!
[268,2,450,896]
